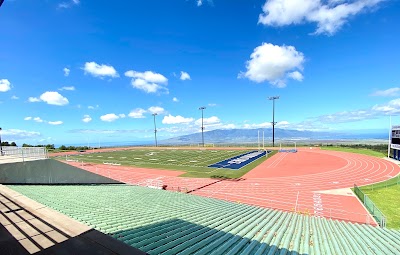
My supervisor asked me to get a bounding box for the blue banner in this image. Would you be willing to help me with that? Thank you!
[208,150,270,170]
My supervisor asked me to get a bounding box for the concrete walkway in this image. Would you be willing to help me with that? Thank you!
[0,185,146,255]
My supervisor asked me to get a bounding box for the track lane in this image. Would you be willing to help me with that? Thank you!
[63,148,400,225]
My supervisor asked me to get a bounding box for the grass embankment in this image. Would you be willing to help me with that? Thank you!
[360,178,400,229]
[321,146,387,157]
[363,186,400,229]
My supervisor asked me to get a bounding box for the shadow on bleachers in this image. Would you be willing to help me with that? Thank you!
[111,218,309,255]
[0,192,145,255]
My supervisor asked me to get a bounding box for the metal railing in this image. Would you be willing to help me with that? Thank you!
[0,146,48,163]
[358,175,400,191]
[354,184,386,227]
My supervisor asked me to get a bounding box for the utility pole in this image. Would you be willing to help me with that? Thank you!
[0,127,3,156]
[268,96,280,147]
[199,107,206,147]
[152,113,158,147]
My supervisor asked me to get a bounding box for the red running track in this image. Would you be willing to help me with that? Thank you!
[64,148,400,225]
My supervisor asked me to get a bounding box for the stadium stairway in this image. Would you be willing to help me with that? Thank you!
[7,184,400,255]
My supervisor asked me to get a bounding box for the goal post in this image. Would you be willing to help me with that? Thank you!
[279,141,297,153]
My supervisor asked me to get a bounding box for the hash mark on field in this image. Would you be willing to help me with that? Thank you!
[134,158,142,160]
[149,159,158,161]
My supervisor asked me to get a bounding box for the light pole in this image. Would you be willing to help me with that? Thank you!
[268,96,280,147]
[199,107,206,147]
[152,113,158,147]
[0,127,2,156]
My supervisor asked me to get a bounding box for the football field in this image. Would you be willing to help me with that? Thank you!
[58,148,274,178]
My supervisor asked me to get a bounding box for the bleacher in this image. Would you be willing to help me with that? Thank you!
[9,185,400,255]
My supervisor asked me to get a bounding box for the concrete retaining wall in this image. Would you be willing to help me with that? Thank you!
[0,159,121,184]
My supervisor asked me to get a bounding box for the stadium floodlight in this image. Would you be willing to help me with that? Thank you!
[268,96,280,147]
[152,113,158,147]
[199,107,206,147]
[0,127,2,156]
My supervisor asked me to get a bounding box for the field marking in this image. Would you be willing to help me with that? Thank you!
[63,149,255,175]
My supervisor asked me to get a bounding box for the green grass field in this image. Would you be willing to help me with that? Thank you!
[361,184,400,229]
[321,146,387,157]
[359,176,400,229]
[56,149,276,179]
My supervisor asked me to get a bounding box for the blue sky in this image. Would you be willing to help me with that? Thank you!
[1,0,400,146]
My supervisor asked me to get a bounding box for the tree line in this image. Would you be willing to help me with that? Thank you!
[58,145,92,151]
[0,142,92,151]
[1,141,17,146]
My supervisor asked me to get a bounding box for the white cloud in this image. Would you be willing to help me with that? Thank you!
[24,117,32,121]
[39,91,69,106]
[0,79,11,92]
[239,43,305,88]
[220,123,236,129]
[311,98,400,124]
[58,0,80,9]
[100,113,120,122]
[119,114,126,118]
[59,86,75,91]
[28,97,41,103]
[243,122,272,129]
[208,103,217,107]
[82,115,92,123]
[148,106,166,115]
[48,121,63,125]
[180,71,191,81]
[68,128,147,135]
[1,129,41,140]
[162,115,194,124]
[195,0,213,6]
[288,71,304,81]
[259,0,384,35]
[195,116,221,126]
[33,117,44,123]
[128,108,147,118]
[372,98,400,115]
[88,105,99,110]
[63,67,70,76]
[173,97,179,102]
[125,70,168,93]
[277,120,290,126]
[371,87,400,97]
[132,79,162,93]
[83,62,119,78]
[242,120,291,130]
[125,70,167,83]
[11,95,19,100]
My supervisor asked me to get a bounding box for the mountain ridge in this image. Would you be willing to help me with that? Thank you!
[162,128,388,144]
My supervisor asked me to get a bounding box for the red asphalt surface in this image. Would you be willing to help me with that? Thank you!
[63,148,400,226]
